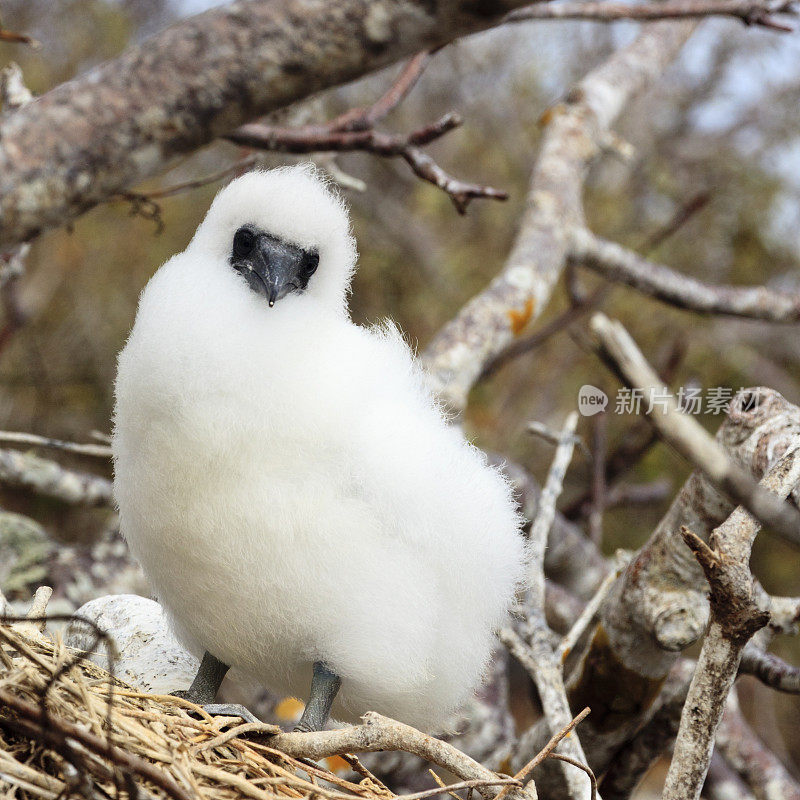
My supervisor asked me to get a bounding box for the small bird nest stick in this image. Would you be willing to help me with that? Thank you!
[0,598,522,800]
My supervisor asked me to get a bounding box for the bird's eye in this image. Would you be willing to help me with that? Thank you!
[233,228,256,258]
[302,251,319,278]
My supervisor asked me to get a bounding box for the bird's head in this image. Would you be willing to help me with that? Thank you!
[188,165,357,313]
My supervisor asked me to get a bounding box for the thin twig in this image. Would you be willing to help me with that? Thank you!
[572,230,800,322]
[557,553,630,664]
[328,51,435,131]
[223,51,504,215]
[545,754,597,800]
[589,313,800,546]
[505,0,797,29]
[226,114,507,214]
[0,430,113,458]
[495,706,591,796]
[739,645,800,693]
[529,412,581,605]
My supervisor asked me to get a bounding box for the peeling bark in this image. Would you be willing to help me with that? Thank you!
[0,0,532,246]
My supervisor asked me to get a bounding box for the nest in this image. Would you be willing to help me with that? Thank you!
[0,618,403,800]
[0,605,529,800]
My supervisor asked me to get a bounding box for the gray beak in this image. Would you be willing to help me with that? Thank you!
[250,236,306,307]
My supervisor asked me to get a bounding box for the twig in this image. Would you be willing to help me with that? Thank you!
[505,0,797,29]
[637,191,711,252]
[545,754,597,800]
[562,337,686,520]
[495,705,591,795]
[328,50,434,132]
[226,113,507,215]
[0,24,38,48]
[526,419,587,457]
[588,411,607,545]
[222,53,504,215]
[392,778,521,800]
[739,644,800,693]
[113,155,261,230]
[589,313,800,546]
[557,554,630,663]
[505,412,596,800]
[571,230,800,322]
[0,690,192,800]
[529,412,581,604]
[0,430,113,458]
[661,447,800,800]
[267,712,502,800]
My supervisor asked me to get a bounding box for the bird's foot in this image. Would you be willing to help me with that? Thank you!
[292,719,315,733]
[171,691,260,724]
[202,703,260,724]
[170,688,200,702]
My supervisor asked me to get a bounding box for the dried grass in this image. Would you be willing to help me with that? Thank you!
[0,620,402,800]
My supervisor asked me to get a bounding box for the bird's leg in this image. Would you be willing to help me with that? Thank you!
[172,651,259,724]
[293,661,342,733]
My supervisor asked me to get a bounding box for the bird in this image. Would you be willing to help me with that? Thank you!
[112,164,525,733]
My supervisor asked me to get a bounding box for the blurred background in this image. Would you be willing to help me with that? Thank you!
[0,0,798,788]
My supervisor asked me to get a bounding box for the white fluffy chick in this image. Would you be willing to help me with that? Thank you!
[113,165,525,733]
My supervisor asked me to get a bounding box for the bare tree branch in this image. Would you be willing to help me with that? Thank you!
[662,448,800,800]
[226,112,507,214]
[503,412,599,800]
[0,0,536,246]
[715,692,800,800]
[512,387,800,789]
[0,430,112,459]
[590,313,800,545]
[498,456,609,600]
[739,645,800,693]
[0,448,113,506]
[267,712,509,797]
[506,0,798,29]
[419,21,698,412]
[570,230,800,322]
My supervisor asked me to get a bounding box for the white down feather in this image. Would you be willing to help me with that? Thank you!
[113,165,525,731]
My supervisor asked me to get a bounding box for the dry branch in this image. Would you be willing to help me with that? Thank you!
[715,692,800,800]
[512,387,800,786]
[503,413,598,800]
[739,646,800,693]
[0,430,112,459]
[569,230,800,322]
[227,113,506,214]
[0,448,113,506]
[419,21,698,412]
[506,0,797,28]
[0,0,536,246]
[270,714,502,794]
[590,313,800,544]
[662,447,800,799]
